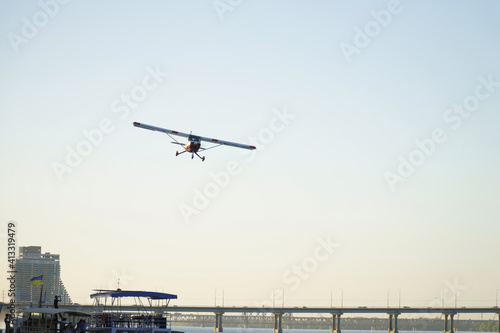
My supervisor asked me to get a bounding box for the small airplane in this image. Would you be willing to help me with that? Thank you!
[133,122,256,161]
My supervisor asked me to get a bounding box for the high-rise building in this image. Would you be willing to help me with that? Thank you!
[15,246,72,305]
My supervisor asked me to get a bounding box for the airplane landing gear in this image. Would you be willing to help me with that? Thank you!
[174,150,204,161]
[194,152,205,162]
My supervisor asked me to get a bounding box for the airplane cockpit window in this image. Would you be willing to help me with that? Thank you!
[189,135,201,142]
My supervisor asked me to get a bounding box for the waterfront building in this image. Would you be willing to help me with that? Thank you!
[15,246,72,305]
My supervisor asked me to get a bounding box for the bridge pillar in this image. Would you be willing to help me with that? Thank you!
[273,312,283,333]
[443,313,455,333]
[330,313,342,333]
[388,313,399,333]
[497,313,500,333]
[214,312,223,332]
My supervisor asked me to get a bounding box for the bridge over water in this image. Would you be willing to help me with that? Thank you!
[4,303,499,333]
[167,306,500,333]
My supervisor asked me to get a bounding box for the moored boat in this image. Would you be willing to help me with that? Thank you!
[88,289,180,333]
[17,306,91,333]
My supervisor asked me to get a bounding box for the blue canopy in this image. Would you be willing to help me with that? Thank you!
[90,290,177,300]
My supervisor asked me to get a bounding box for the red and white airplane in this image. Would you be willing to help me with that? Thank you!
[133,122,256,161]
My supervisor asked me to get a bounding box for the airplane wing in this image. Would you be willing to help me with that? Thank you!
[196,134,256,150]
[133,122,190,139]
[133,122,256,150]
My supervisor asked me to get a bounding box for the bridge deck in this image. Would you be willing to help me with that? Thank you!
[167,306,500,314]
[7,303,498,315]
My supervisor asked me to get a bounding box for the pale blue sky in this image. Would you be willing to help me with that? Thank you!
[1,1,500,312]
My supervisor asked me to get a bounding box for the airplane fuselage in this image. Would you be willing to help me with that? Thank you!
[185,140,201,153]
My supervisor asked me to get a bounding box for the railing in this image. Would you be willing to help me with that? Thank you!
[18,324,58,333]
[90,312,172,331]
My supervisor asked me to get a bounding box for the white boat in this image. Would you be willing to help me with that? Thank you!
[88,289,180,333]
[17,306,91,333]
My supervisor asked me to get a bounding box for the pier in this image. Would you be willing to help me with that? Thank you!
[330,312,341,333]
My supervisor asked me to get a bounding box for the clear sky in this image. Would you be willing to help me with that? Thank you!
[1,0,500,313]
